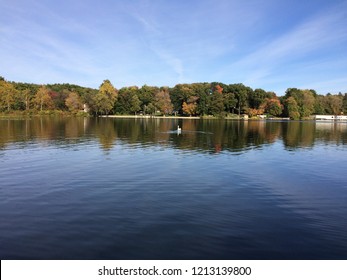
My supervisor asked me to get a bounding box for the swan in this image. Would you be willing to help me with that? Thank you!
[177,125,182,132]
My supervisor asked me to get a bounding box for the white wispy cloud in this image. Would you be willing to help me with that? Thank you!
[216,1,347,93]
[0,1,104,86]
[128,8,185,83]
[1,0,346,93]
[127,0,261,85]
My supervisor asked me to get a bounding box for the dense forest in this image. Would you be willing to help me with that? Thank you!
[1,76,346,119]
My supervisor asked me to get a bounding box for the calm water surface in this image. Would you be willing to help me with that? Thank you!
[0,117,346,259]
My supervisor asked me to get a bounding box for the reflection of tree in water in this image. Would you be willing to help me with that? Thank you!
[65,118,85,139]
[315,122,347,146]
[0,118,346,153]
[94,118,117,150]
[171,120,275,153]
[192,120,251,153]
[247,121,266,146]
[0,117,92,149]
[176,120,198,150]
[247,121,278,144]
[264,121,282,143]
[282,122,315,149]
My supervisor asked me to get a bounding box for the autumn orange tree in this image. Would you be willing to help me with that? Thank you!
[247,108,265,117]
[65,91,83,112]
[154,88,173,115]
[263,98,283,116]
[182,100,197,116]
[214,84,223,94]
[182,95,198,116]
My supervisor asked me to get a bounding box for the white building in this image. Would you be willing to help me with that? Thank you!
[83,103,90,113]
[314,115,347,121]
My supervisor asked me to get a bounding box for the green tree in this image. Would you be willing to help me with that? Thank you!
[115,87,141,114]
[249,89,274,109]
[170,84,195,114]
[138,85,158,113]
[209,85,225,116]
[285,96,300,120]
[222,90,237,114]
[285,88,315,118]
[81,89,98,114]
[146,102,156,115]
[229,83,251,116]
[314,95,327,115]
[343,93,347,114]
[300,90,315,117]
[191,83,210,116]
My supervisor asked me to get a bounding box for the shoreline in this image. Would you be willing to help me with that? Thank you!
[100,115,292,120]
[1,112,346,122]
[100,115,201,119]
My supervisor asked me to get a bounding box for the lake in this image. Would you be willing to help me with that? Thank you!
[0,117,346,259]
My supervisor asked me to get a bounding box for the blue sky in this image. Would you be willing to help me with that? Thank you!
[1,0,347,95]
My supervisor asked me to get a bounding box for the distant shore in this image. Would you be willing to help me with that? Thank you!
[2,112,346,122]
[100,114,293,120]
[100,115,201,119]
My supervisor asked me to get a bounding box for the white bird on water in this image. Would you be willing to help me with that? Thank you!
[177,125,182,132]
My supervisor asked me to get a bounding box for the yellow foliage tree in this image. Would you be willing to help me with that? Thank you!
[0,80,17,111]
[34,86,53,111]
[94,80,117,115]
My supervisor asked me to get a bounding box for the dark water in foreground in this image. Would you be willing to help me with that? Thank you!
[0,117,347,260]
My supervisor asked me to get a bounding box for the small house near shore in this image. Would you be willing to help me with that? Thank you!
[83,104,90,113]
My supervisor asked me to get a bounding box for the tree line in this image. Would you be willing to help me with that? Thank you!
[1,76,346,119]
